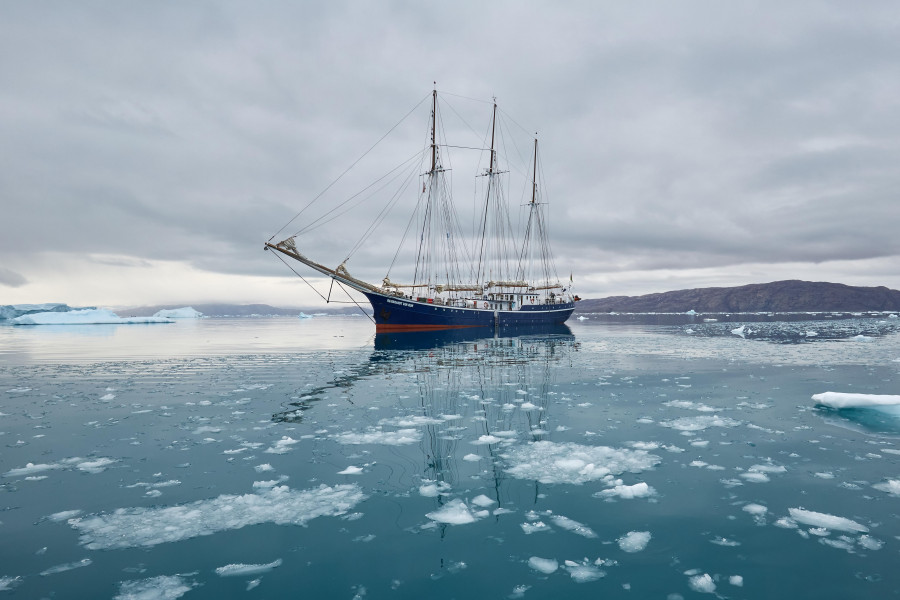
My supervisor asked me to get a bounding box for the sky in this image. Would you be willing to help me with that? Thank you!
[2,1,899,309]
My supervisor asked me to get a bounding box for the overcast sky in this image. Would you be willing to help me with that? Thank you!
[2,1,899,308]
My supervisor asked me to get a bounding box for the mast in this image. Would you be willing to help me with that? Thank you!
[430,87,437,174]
[531,137,538,205]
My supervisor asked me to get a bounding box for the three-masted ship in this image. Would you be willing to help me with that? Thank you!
[266,89,577,331]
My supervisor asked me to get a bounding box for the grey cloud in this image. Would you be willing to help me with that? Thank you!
[1,1,899,300]
[0,267,27,287]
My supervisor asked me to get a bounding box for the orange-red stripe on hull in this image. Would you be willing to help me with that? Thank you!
[375,324,483,333]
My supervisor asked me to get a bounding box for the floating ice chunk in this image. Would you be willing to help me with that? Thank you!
[333,428,421,445]
[100,393,116,400]
[418,481,450,497]
[664,400,719,412]
[425,499,478,525]
[192,426,220,434]
[564,560,605,583]
[739,472,770,483]
[858,535,883,551]
[378,415,445,427]
[618,531,651,553]
[660,416,741,432]
[873,479,900,495]
[39,558,92,576]
[472,434,502,445]
[338,466,364,475]
[729,575,744,587]
[298,312,313,319]
[688,573,716,593]
[743,503,768,516]
[710,537,740,547]
[470,494,496,508]
[521,521,551,534]
[510,584,531,598]
[153,307,203,319]
[0,577,21,592]
[255,464,274,473]
[812,392,900,409]
[527,556,558,574]
[215,559,283,576]
[114,575,196,600]
[520,402,539,411]
[787,508,868,533]
[503,441,659,485]
[686,310,697,315]
[3,462,63,477]
[48,510,83,522]
[71,484,365,549]
[462,454,481,462]
[731,325,746,337]
[264,436,300,454]
[550,515,597,538]
[12,309,172,325]
[78,458,117,474]
[596,482,656,500]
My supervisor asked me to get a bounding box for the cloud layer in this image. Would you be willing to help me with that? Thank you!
[2,2,899,305]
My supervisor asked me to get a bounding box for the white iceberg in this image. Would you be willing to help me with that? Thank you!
[812,392,900,409]
[11,309,172,325]
[152,307,203,319]
[114,575,195,600]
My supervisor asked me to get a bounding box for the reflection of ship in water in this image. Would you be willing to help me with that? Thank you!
[272,328,578,541]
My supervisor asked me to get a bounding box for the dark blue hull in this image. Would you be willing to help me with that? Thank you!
[363,291,574,331]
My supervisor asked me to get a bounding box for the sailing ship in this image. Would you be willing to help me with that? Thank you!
[265,88,577,332]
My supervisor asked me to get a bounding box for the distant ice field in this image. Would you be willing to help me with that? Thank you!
[1,315,899,598]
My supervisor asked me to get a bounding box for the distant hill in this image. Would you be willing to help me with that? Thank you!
[576,280,900,313]
[120,303,367,317]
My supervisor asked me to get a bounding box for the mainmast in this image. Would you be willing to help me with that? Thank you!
[430,87,437,174]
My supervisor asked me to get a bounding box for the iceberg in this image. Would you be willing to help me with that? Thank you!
[152,307,203,319]
[812,392,900,409]
[0,303,95,320]
[10,309,172,326]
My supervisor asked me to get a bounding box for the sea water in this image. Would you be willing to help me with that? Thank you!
[1,313,900,599]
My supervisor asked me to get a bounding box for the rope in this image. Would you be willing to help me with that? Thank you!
[335,280,376,323]
[268,93,430,242]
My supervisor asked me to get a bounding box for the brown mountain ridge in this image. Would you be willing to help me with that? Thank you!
[576,280,900,313]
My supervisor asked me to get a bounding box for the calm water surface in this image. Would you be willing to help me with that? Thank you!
[2,315,900,599]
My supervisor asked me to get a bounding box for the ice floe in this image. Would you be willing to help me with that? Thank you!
[563,559,605,583]
[338,466,364,475]
[502,441,660,485]
[332,428,422,445]
[264,436,300,454]
[618,530,651,552]
[687,572,716,593]
[215,558,282,576]
[812,392,900,409]
[11,309,172,325]
[425,499,481,525]
[527,556,558,574]
[549,515,597,538]
[39,558,92,576]
[114,575,196,600]
[660,415,741,432]
[872,479,900,495]
[0,577,21,592]
[71,484,365,549]
[4,456,117,478]
[595,481,656,500]
[786,507,868,533]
